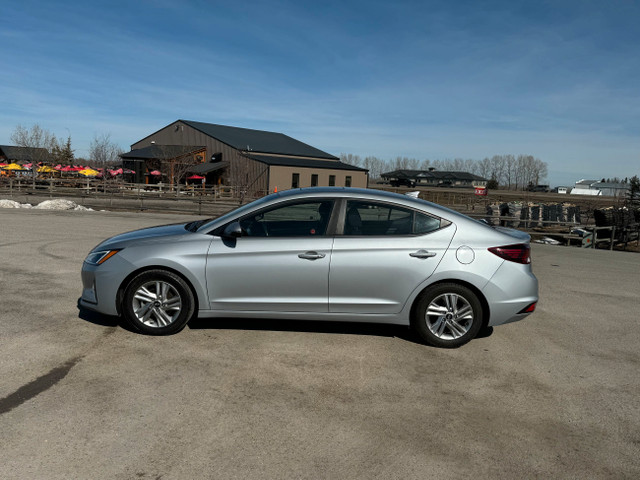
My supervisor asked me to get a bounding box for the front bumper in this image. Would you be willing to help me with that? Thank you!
[80,258,131,316]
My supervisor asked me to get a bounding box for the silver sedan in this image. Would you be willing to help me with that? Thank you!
[80,187,538,347]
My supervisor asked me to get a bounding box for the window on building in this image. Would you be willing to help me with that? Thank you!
[329,175,336,186]
[311,174,318,187]
[345,176,352,187]
[292,173,300,188]
[343,201,442,236]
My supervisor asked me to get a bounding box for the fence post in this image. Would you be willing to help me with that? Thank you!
[610,226,616,250]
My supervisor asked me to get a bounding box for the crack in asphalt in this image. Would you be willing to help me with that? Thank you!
[0,356,83,415]
[0,328,116,416]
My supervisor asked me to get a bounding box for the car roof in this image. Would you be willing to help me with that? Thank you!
[274,187,478,221]
[199,187,484,233]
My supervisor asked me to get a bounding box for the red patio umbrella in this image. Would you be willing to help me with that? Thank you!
[149,170,162,176]
[187,174,205,180]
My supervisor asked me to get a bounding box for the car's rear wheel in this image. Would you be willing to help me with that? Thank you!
[122,269,195,335]
[412,283,483,348]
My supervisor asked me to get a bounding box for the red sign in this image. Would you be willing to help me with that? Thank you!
[474,186,488,196]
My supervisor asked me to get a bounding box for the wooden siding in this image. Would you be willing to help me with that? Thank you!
[131,120,239,183]
[131,120,364,197]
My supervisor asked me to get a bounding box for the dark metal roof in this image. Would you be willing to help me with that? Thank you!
[246,154,367,171]
[0,145,50,161]
[181,120,338,160]
[381,169,486,181]
[189,161,230,174]
[120,145,205,160]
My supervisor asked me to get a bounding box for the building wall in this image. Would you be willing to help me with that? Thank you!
[231,155,269,197]
[268,166,367,192]
[131,121,366,197]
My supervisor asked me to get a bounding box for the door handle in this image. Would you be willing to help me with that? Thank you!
[409,249,437,259]
[298,251,326,260]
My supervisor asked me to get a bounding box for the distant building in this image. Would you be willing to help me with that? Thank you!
[570,179,629,197]
[381,169,487,188]
[593,182,630,197]
[121,120,368,195]
[0,145,50,163]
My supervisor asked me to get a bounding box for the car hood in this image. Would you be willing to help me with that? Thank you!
[93,223,191,250]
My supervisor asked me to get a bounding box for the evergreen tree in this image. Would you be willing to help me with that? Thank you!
[51,136,75,165]
[60,136,75,165]
[626,175,640,206]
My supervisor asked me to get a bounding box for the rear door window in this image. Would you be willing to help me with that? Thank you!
[343,201,441,236]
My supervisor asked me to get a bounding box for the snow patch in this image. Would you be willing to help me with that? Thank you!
[0,199,93,211]
[0,199,31,209]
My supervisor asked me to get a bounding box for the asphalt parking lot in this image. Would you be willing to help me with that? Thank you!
[1,208,638,479]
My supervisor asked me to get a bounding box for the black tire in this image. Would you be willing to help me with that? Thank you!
[412,283,483,348]
[122,269,196,335]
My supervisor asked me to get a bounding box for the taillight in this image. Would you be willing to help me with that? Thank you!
[519,302,537,313]
[488,244,531,264]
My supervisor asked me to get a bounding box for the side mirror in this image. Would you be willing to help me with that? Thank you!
[222,221,242,238]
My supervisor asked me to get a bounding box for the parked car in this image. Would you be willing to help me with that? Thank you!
[80,187,538,347]
[527,184,550,192]
[389,178,416,188]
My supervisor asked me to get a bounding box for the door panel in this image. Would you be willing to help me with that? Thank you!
[329,228,455,314]
[207,237,333,312]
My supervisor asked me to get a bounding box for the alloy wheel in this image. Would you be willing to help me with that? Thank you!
[425,293,474,340]
[132,281,182,328]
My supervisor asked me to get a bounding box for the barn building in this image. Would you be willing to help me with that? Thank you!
[121,120,368,196]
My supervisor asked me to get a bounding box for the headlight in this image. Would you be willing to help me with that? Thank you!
[84,249,120,265]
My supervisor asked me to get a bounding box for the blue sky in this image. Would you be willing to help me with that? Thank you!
[1,0,638,186]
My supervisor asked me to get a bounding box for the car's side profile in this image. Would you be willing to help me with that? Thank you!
[80,187,538,347]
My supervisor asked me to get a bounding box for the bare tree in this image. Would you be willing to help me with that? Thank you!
[339,151,547,190]
[10,124,60,187]
[477,157,492,179]
[489,155,506,187]
[10,124,59,159]
[340,153,363,167]
[363,156,387,180]
[420,159,432,170]
[90,134,123,190]
[533,157,548,185]
[168,155,201,193]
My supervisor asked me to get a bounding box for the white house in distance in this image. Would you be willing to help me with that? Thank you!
[570,179,629,197]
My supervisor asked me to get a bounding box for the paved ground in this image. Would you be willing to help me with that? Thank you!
[0,208,638,479]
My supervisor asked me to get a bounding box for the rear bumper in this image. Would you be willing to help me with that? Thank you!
[481,261,539,327]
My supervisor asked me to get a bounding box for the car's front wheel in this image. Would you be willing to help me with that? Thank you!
[412,283,483,348]
[122,269,195,335]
